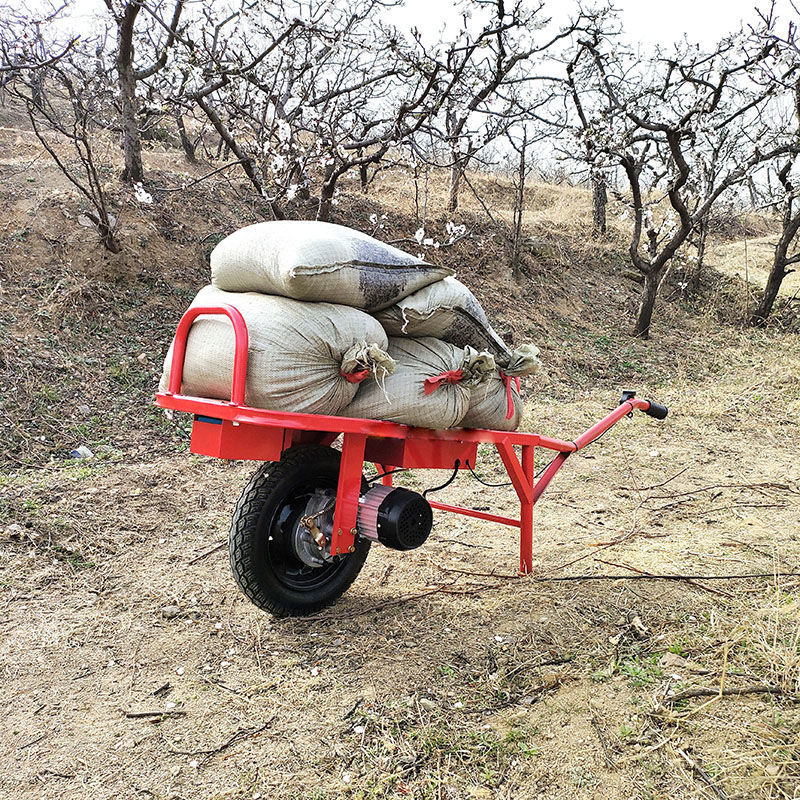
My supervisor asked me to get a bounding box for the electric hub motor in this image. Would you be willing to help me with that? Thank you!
[291,485,433,567]
[356,485,433,551]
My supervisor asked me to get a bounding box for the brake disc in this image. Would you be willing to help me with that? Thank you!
[291,489,336,567]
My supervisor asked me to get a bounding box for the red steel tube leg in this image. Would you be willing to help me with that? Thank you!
[376,463,393,487]
[520,445,534,574]
[330,433,366,555]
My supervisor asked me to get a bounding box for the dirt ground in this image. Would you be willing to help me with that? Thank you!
[2,120,800,800]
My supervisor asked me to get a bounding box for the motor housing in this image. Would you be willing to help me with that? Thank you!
[357,485,433,551]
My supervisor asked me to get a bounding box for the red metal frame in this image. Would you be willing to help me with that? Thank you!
[158,306,664,572]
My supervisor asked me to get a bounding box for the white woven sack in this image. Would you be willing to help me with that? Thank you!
[210,221,453,312]
[461,371,524,431]
[375,277,511,359]
[343,337,495,429]
[160,285,395,415]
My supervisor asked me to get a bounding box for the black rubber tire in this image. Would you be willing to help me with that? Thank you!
[228,445,371,617]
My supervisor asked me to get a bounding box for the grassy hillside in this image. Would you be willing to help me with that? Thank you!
[1,120,800,800]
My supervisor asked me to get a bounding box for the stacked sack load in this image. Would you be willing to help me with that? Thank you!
[160,220,541,430]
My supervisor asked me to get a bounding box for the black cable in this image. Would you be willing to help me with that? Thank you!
[367,467,408,484]
[422,459,461,498]
[534,456,556,480]
[465,459,513,487]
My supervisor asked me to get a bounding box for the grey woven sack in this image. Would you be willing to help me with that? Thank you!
[210,221,453,312]
[160,285,395,415]
[461,370,523,431]
[342,337,495,429]
[375,277,511,359]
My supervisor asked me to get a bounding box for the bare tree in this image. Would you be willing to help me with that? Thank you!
[176,0,442,221]
[0,3,76,105]
[569,25,795,337]
[566,49,609,235]
[102,0,185,184]
[508,125,532,280]
[431,0,584,213]
[749,101,800,325]
[9,52,121,252]
[748,16,800,326]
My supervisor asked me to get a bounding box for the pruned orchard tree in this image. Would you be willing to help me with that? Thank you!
[749,94,800,325]
[414,0,590,214]
[7,42,122,252]
[101,0,185,184]
[748,12,800,326]
[174,0,545,222]
[567,22,796,338]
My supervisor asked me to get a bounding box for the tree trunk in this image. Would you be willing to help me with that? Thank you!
[749,259,791,326]
[633,268,660,339]
[359,163,368,193]
[749,185,800,326]
[511,129,527,281]
[591,174,607,235]
[688,217,709,292]
[118,59,143,183]
[317,164,337,222]
[117,6,144,184]
[175,113,196,163]
[85,210,121,253]
[448,155,462,214]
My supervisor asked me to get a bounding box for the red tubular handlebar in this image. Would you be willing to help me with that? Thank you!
[166,305,249,406]
[570,398,666,452]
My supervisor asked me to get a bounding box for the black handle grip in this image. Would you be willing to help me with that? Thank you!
[644,401,668,420]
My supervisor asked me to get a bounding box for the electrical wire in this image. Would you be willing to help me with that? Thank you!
[422,459,461,498]
[367,467,408,484]
[464,459,513,487]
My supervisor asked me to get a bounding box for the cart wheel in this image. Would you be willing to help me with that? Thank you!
[228,445,371,617]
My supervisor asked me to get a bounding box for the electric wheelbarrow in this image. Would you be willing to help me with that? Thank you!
[155,305,669,617]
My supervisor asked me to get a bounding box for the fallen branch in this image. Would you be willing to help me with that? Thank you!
[675,746,729,800]
[667,685,795,703]
[594,559,734,598]
[643,481,798,503]
[125,709,187,719]
[298,566,800,625]
[437,538,493,550]
[637,466,691,491]
[168,718,274,763]
[188,542,226,565]
[440,564,800,584]
[17,733,46,749]
[294,582,498,623]
[590,712,617,769]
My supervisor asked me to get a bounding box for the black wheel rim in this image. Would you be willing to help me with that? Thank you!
[261,474,349,592]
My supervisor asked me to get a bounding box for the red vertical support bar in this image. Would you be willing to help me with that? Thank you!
[330,433,366,556]
[520,445,534,574]
[375,463,393,487]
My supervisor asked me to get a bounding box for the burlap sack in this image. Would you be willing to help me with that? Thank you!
[210,221,453,312]
[461,371,524,431]
[160,285,395,414]
[342,337,495,429]
[375,277,511,359]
